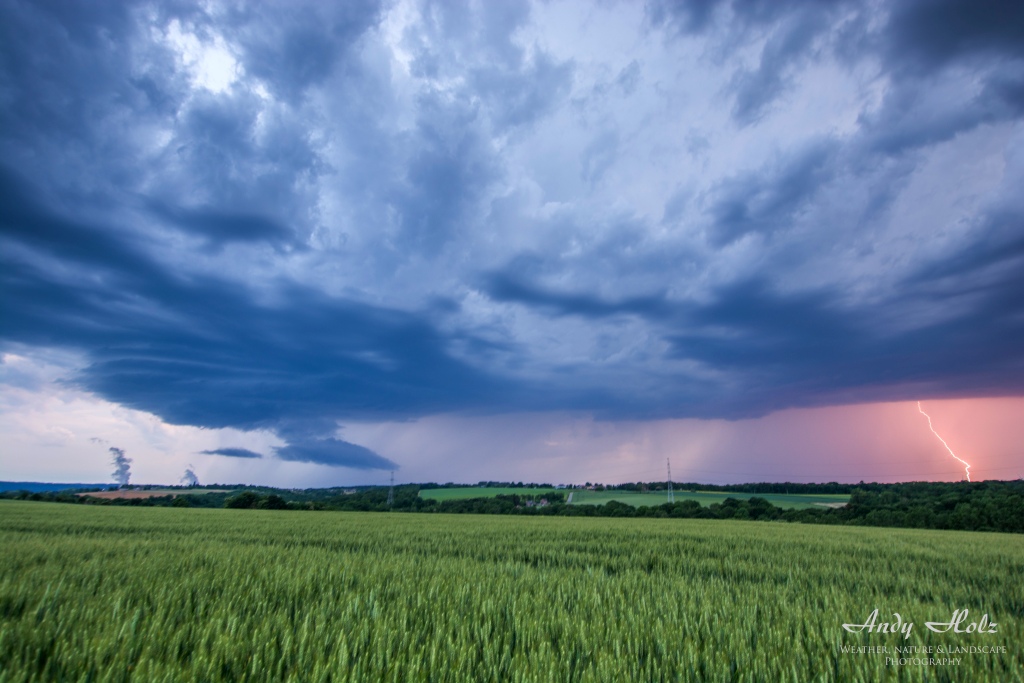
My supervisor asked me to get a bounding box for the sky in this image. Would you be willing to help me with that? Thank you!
[1,0,1022,487]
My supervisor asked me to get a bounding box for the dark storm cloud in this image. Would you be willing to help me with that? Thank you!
[481,222,1024,417]
[1,0,1022,447]
[0,166,509,468]
[727,10,832,124]
[483,272,671,320]
[394,100,500,255]
[201,448,264,459]
[156,89,325,235]
[0,166,158,288]
[667,255,1024,412]
[650,0,1024,129]
[646,0,720,35]
[146,199,297,250]
[274,438,397,470]
[0,0,336,250]
[857,0,1024,161]
[883,0,1024,74]
[223,1,383,104]
[0,1,137,142]
[75,273,504,426]
[706,141,835,246]
[648,0,851,37]
[860,76,1024,158]
[376,1,572,256]
[410,0,573,132]
[904,211,1024,292]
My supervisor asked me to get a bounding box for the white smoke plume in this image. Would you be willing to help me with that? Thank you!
[109,447,132,486]
[180,465,199,487]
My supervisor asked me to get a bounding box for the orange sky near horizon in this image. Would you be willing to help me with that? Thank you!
[675,398,1024,484]
[342,397,1024,486]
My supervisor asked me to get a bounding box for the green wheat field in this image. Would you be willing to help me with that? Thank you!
[416,486,851,509]
[1,500,1021,682]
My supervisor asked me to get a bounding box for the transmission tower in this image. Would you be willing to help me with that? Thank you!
[667,458,674,503]
[387,471,394,507]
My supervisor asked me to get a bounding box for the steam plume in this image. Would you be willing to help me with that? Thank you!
[109,447,132,486]
[180,465,199,487]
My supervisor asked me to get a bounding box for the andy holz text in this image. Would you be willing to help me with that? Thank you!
[843,609,998,640]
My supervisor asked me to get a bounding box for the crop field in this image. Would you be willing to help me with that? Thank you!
[569,489,851,510]
[76,488,231,500]
[419,486,558,501]
[419,486,850,509]
[1,501,1021,682]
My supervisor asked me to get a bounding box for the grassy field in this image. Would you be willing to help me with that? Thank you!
[419,486,558,501]
[569,489,851,510]
[1,501,1021,682]
[419,486,850,509]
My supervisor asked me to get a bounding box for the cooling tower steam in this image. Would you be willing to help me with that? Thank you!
[109,447,132,486]
[181,465,199,487]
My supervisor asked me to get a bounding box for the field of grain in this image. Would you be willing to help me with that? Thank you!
[419,486,850,509]
[418,486,558,501]
[1,501,1021,682]
[569,489,851,509]
[76,489,230,500]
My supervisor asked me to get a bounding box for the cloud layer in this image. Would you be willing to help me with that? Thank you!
[2,0,1022,471]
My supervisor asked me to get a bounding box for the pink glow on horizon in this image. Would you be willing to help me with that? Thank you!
[348,398,1024,486]
[675,398,1023,485]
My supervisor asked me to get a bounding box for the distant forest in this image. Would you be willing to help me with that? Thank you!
[4,480,1022,534]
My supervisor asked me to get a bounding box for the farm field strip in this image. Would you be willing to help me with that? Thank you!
[418,486,850,509]
[418,486,559,501]
[569,489,851,509]
[76,489,231,499]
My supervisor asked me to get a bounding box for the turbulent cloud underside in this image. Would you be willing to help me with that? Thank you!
[1,0,1022,470]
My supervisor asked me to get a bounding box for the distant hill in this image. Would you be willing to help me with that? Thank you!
[0,482,115,493]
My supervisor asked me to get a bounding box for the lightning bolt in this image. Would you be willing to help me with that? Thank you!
[917,401,971,481]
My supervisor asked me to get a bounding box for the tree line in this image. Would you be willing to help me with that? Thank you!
[5,480,1022,534]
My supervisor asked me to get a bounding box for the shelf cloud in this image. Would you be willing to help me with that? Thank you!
[2,0,1021,474]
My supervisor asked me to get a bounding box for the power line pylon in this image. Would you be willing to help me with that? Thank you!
[667,459,674,503]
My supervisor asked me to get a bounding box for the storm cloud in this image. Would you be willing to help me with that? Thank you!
[1,0,1022,472]
[200,448,264,459]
